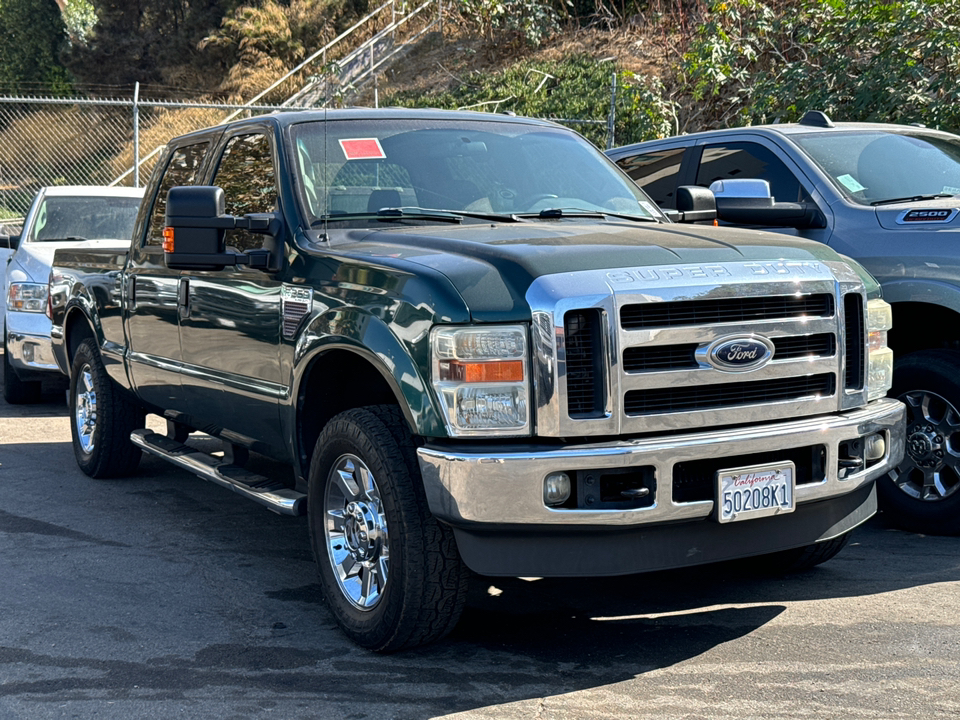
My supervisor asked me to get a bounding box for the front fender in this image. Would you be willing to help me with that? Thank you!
[294,305,446,438]
[880,278,960,314]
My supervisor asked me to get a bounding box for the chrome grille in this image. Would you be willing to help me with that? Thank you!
[624,373,836,416]
[621,293,834,329]
[529,259,869,438]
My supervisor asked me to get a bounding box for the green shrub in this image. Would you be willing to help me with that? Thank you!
[680,0,960,131]
[384,54,677,147]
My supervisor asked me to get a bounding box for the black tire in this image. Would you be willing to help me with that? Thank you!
[69,339,144,478]
[3,336,42,404]
[744,532,851,575]
[307,405,469,652]
[877,349,960,535]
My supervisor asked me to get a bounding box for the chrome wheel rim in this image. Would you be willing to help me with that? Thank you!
[74,363,98,454]
[324,453,388,610]
[890,390,960,502]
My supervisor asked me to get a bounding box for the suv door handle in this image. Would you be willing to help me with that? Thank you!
[178,277,190,319]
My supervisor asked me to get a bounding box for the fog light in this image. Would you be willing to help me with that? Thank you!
[864,433,885,462]
[544,472,571,506]
[22,343,35,363]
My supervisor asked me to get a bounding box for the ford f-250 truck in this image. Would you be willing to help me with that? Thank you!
[50,109,905,651]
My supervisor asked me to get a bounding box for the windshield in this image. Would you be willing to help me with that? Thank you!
[27,195,141,243]
[794,130,960,205]
[289,118,659,224]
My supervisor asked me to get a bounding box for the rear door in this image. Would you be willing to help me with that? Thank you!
[125,139,212,411]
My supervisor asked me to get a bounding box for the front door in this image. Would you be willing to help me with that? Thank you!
[176,130,285,454]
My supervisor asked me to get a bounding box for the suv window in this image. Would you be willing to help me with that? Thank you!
[615,147,685,209]
[697,142,810,203]
[212,133,278,254]
[146,142,209,247]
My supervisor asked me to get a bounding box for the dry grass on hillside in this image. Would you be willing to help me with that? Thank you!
[357,16,684,106]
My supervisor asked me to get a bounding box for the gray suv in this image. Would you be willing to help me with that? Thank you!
[607,111,960,535]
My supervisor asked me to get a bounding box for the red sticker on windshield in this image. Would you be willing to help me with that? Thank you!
[339,138,385,160]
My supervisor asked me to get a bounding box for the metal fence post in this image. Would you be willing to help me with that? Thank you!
[133,81,141,187]
[606,72,617,150]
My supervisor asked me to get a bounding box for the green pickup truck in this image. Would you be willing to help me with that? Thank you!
[50,109,905,651]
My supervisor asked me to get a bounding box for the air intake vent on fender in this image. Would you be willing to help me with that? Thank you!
[565,309,606,418]
[844,294,865,390]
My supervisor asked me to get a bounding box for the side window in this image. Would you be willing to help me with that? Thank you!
[212,133,277,253]
[615,148,685,209]
[146,143,209,247]
[696,142,810,203]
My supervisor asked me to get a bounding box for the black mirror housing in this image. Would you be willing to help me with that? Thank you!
[715,197,827,229]
[165,186,230,270]
[0,234,20,250]
[675,185,718,223]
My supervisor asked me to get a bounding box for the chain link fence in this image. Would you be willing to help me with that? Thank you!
[0,95,296,222]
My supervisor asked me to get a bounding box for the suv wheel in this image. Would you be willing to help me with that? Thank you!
[878,349,960,535]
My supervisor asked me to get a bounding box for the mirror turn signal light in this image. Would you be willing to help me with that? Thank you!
[162,227,175,253]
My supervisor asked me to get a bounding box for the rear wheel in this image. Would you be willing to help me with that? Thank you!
[69,339,144,478]
[3,336,42,404]
[878,350,960,535]
[308,405,468,652]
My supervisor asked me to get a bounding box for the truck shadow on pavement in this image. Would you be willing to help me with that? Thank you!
[2,433,959,717]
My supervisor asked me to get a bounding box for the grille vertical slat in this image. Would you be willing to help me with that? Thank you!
[565,310,605,417]
[844,294,865,390]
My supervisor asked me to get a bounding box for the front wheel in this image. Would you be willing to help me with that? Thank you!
[877,349,960,536]
[308,405,468,652]
[69,339,144,478]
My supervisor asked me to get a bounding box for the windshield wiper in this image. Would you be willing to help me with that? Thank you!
[518,207,658,222]
[313,208,462,226]
[871,193,957,206]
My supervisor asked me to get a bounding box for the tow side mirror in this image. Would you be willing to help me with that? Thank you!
[164,185,282,271]
[709,179,826,229]
[675,186,717,223]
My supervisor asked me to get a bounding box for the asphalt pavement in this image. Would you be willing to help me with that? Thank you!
[1,353,958,719]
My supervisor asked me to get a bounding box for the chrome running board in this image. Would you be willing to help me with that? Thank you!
[130,429,305,516]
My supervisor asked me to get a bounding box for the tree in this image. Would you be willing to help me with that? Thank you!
[0,0,70,92]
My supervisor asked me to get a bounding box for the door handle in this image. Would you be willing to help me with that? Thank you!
[178,277,190,319]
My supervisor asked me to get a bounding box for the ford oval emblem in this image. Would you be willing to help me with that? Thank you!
[704,336,774,372]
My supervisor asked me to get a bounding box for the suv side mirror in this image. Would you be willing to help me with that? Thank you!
[164,185,282,271]
[709,179,826,229]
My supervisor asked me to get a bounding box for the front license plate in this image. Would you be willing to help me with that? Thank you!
[717,461,796,523]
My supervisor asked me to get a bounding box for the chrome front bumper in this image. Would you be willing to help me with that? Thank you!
[418,398,905,528]
[5,312,59,373]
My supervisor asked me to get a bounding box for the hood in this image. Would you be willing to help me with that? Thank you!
[875,197,960,231]
[8,239,130,284]
[329,219,844,322]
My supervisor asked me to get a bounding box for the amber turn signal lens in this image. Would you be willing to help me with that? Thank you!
[162,227,175,253]
[440,360,524,383]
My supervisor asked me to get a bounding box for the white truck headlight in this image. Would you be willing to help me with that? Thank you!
[431,325,530,436]
[8,282,48,313]
[866,298,893,401]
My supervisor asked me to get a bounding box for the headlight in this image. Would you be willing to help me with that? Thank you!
[431,325,530,436]
[866,298,893,401]
[8,282,48,313]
